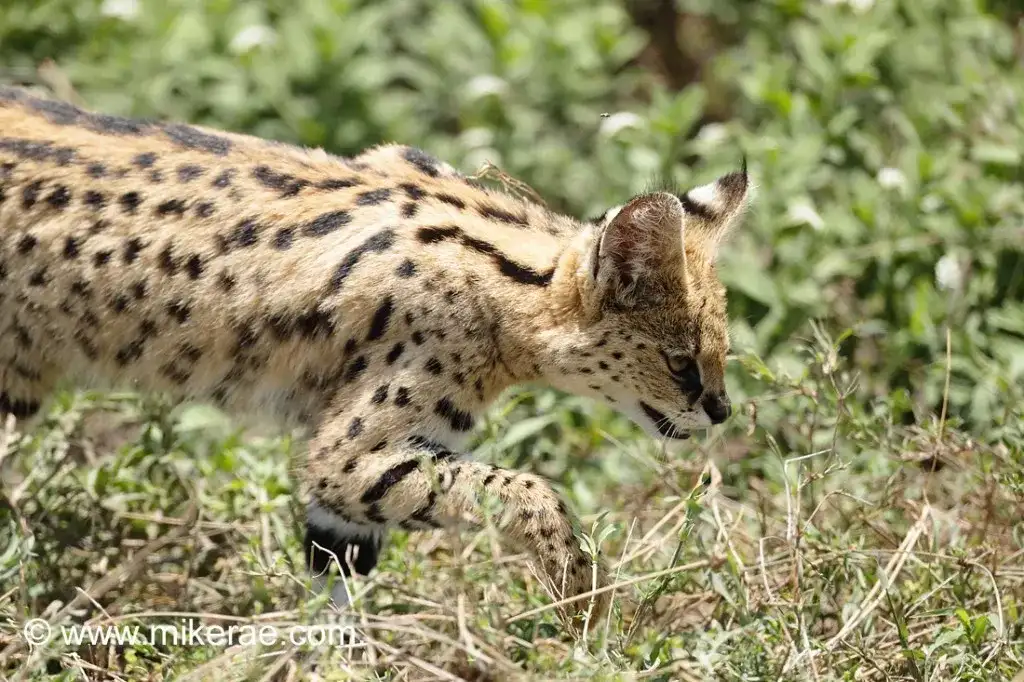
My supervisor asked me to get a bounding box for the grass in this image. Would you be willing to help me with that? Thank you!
[0,330,1021,681]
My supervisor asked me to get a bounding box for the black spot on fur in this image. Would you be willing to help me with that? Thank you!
[72,278,93,296]
[195,201,215,218]
[435,397,474,432]
[386,343,404,365]
[435,193,465,209]
[230,219,260,248]
[133,152,157,169]
[63,237,80,259]
[396,259,416,277]
[177,164,205,182]
[93,250,112,266]
[425,357,443,375]
[362,459,419,504]
[166,300,191,323]
[156,198,187,216]
[317,177,360,190]
[158,245,178,274]
[46,185,71,209]
[17,234,37,254]
[159,361,191,385]
[22,180,42,208]
[394,387,411,407]
[402,147,441,177]
[252,165,309,197]
[123,238,145,264]
[91,112,149,135]
[86,163,107,178]
[28,96,80,124]
[344,355,368,384]
[305,210,351,237]
[330,229,395,290]
[411,331,426,345]
[83,190,106,210]
[163,123,231,156]
[479,205,528,226]
[348,417,364,439]
[212,169,235,188]
[356,188,391,206]
[367,296,394,341]
[0,139,75,165]
[185,254,204,279]
[414,225,552,286]
[119,191,142,214]
[115,338,145,365]
[11,323,31,348]
[401,202,418,218]
[371,385,389,404]
[28,267,47,286]
[400,183,426,200]
[273,227,294,249]
[295,307,335,340]
[179,343,203,363]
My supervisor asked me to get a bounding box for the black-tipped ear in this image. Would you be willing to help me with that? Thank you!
[591,192,685,307]
[676,166,752,258]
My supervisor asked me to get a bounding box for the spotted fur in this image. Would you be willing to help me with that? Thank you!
[0,87,751,620]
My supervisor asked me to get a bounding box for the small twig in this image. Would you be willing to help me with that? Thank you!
[470,161,548,208]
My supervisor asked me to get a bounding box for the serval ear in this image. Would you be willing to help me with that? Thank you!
[587,191,686,309]
[677,161,752,260]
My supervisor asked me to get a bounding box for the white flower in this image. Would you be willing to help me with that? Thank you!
[877,167,906,191]
[786,199,824,230]
[460,127,493,149]
[848,0,875,11]
[101,0,138,20]
[599,112,643,136]
[920,194,943,213]
[935,253,964,292]
[695,123,728,146]
[465,75,507,100]
[822,0,874,9]
[229,25,276,54]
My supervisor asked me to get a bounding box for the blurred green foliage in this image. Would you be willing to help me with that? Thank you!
[1,0,1022,432]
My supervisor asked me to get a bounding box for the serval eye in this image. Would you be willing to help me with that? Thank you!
[664,352,692,376]
[664,352,701,388]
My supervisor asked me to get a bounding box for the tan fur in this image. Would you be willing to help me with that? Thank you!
[0,86,750,621]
